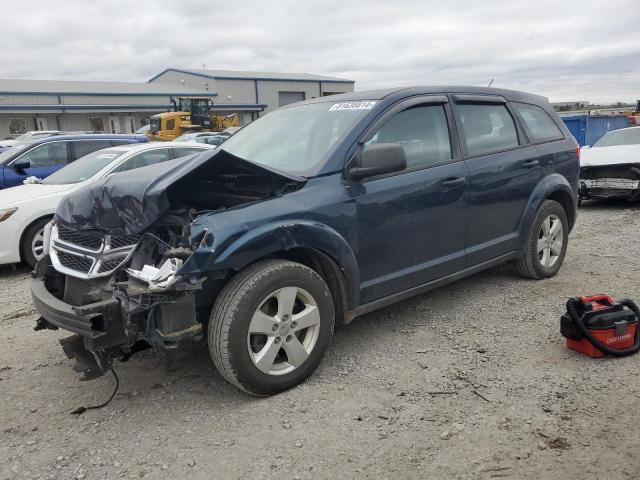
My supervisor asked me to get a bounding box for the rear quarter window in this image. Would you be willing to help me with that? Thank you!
[512,102,564,143]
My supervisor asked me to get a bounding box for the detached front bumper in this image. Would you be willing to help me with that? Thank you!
[31,255,204,378]
[31,275,123,341]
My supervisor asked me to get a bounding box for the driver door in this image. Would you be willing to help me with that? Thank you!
[350,97,469,304]
[5,142,69,187]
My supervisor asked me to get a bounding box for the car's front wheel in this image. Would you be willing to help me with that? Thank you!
[513,199,569,279]
[21,218,51,269]
[209,260,335,396]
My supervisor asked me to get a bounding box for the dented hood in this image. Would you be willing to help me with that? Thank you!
[54,149,306,234]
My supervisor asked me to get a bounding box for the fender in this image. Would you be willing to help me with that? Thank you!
[518,173,576,243]
[180,219,361,309]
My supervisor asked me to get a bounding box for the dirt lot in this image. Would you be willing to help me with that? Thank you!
[1,201,639,480]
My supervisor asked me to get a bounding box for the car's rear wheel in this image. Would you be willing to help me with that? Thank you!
[513,200,568,279]
[21,218,51,269]
[209,260,335,396]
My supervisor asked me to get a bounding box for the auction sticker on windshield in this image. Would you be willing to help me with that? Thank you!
[329,101,376,111]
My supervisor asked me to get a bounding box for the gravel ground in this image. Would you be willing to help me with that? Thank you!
[1,201,639,480]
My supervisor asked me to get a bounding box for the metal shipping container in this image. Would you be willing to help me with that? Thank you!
[561,114,630,146]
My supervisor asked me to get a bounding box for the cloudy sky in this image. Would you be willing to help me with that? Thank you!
[3,0,639,103]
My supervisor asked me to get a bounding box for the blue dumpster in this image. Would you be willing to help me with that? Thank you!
[561,115,630,146]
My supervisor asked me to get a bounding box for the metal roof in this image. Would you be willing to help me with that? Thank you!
[0,78,217,96]
[149,68,355,84]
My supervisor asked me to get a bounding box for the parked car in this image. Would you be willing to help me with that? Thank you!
[0,142,213,268]
[0,130,62,149]
[579,126,640,201]
[0,134,147,189]
[135,125,150,135]
[31,87,579,396]
[174,132,226,146]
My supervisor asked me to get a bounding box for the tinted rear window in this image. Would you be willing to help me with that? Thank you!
[458,103,519,156]
[512,103,563,143]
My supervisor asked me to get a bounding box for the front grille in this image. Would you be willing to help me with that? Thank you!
[52,224,139,278]
[63,275,113,306]
[57,251,94,274]
[57,225,103,250]
[98,257,126,273]
[110,234,142,250]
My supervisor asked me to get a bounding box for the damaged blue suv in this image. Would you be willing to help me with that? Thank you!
[31,87,579,395]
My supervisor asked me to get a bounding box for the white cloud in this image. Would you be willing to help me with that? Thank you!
[2,0,639,103]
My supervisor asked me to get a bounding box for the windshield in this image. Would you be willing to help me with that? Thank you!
[595,128,640,147]
[220,101,374,176]
[0,144,29,165]
[42,149,126,185]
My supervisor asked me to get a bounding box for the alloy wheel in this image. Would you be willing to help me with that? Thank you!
[537,214,563,268]
[247,286,321,376]
[31,229,45,262]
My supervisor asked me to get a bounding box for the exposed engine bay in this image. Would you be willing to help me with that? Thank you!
[32,149,306,379]
[580,164,640,200]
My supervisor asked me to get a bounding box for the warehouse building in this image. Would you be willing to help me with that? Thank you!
[0,68,354,139]
[148,68,355,119]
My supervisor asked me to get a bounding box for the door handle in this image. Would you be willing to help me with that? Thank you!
[441,177,466,187]
[522,159,540,168]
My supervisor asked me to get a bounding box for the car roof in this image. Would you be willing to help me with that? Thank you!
[28,133,146,146]
[300,85,549,105]
[107,141,215,153]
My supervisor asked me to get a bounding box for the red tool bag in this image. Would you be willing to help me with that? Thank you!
[561,295,640,358]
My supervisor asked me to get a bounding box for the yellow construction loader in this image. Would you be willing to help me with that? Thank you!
[146,97,239,141]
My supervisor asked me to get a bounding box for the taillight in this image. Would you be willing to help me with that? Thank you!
[576,145,580,160]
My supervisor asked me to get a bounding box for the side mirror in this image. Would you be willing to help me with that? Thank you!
[13,159,30,171]
[349,143,406,180]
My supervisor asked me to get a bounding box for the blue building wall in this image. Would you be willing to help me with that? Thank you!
[561,115,630,146]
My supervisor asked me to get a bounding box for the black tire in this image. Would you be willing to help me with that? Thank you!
[513,200,569,279]
[209,260,335,396]
[21,217,51,269]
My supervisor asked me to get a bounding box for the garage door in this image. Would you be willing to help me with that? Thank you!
[278,92,305,107]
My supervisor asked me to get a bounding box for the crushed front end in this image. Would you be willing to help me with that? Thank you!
[580,164,640,201]
[31,220,205,379]
[30,148,306,380]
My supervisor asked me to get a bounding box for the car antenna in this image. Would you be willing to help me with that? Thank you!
[488,79,495,87]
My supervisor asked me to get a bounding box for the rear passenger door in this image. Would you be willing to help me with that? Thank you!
[352,96,469,303]
[452,95,542,266]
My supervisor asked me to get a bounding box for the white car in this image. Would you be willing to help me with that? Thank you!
[0,130,61,148]
[0,142,214,267]
[579,126,640,201]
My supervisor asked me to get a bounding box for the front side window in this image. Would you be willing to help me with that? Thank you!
[8,118,27,135]
[365,104,452,169]
[458,103,519,157]
[112,148,172,173]
[18,142,68,167]
[512,103,563,143]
